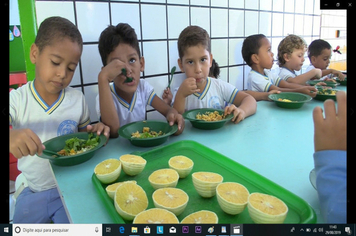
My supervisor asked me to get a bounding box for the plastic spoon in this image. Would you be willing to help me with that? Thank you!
[42,149,61,158]
[122,68,133,83]
[167,66,176,89]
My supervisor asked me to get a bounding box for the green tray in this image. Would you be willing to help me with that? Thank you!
[91,140,316,224]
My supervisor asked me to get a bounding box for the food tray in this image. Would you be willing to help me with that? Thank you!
[92,140,316,224]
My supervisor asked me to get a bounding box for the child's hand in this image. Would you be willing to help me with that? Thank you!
[86,123,110,143]
[166,109,185,135]
[267,90,281,101]
[296,86,317,98]
[332,70,346,81]
[99,59,128,83]
[10,128,45,159]
[162,88,173,106]
[224,104,246,124]
[179,77,200,97]
[313,91,346,152]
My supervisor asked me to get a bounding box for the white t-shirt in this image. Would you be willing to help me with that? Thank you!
[247,69,282,92]
[96,79,156,127]
[172,77,238,111]
[10,81,91,192]
[305,64,332,81]
[279,67,296,81]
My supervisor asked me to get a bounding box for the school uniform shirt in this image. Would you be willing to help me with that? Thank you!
[278,67,297,81]
[305,64,333,81]
[172,77,238,111]
[247,69,282,92]
[96,79,156,127]
[9,80,91,192]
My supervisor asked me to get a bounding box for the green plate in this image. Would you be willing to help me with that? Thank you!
[183,108,234,130]
[306,80,338,88]
[314,89,339,101]
[335,78,347,86]
[92,140,316,224]
[40,132,106,166]
[268,92,312,109]
[118,120,178,147]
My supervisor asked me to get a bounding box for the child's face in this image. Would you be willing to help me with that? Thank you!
[178,44,212,86]
[107,43,144,94]
[257,37,274,69]
[30,38,81,95]
[284,48,305,71]
[311,48,331,70]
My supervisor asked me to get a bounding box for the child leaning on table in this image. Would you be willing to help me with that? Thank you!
[242,34,317,96]
[277,34,322,85]
[172,26,257,124]
[312,91,346,223]
[96,23,184,138]
[306,39,346,81]
[9,17,110,223]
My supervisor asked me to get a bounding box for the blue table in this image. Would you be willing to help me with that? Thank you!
[52,88,346,223]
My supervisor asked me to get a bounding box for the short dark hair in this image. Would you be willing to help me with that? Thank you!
[241,34,266,66]
[308,39,331,59]
[35,16,83,52]
[98,23,141,66]
[177,25,211,59]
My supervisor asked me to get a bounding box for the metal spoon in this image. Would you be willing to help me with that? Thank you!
[167,66,176,89]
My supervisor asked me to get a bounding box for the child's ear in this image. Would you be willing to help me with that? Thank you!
[310,56,317,64]
[209,53,213,67]
[139,56,145,72]
[251,54,259,65]
[178,58,184,72]
[30,43,39,64]
[283,53,290,62]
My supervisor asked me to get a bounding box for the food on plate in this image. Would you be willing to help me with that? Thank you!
[94,159,121,184]
[196,111,225,121]
[247,192,288,223]
[152,188,189,216]
[180,210,218,224]
[192,172,223,198]
[119,154,147,176]
[133,208,179,224]
[168,155,194,178]
[277,98,292,102]
[148,168,179,190]
[131,127,164,138]
[57,133,99,156]
[105,180,137,199]
[114,182,148,220]
[216,182,249,215]
[317,89,337,95]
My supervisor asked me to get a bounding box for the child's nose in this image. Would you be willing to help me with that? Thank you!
[56,68,66,79]
[194,64,202,74]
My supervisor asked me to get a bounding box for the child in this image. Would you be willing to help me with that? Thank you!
[278,34,322,84]
[312,91,346,223]
[96,23,184,138]
[9,17,110,223]
[172,26,256,124]
[242,34,317,96]
[306,39,346,81]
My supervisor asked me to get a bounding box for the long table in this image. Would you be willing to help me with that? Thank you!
[52,87,346,223]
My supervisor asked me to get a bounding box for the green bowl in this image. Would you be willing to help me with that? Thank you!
[314,89,339,101]
[40,132,106,166]
[118,120,178,147]
[183,108,234,130]
[306,80,338,88]
[335,78,347,86]
[268,92,312,109]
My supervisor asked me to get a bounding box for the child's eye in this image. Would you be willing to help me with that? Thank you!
[67,67,75,72]
[129,58,136,64]
[187,60,193,65]
[201,58,207,62]
[51,60,60,66]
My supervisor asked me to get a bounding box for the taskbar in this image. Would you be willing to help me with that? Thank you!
[1,223,355,236]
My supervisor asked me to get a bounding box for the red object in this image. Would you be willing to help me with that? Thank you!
[9,73,27,92]
[9,125,21,181]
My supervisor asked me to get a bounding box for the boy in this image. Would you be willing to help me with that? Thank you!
[96,23,184,138]
[242,34,317,96]
[312,91,346,223]
[9,17,110,223]
[172,26,256,124]
[306,39,346,81]
[277,34,322,84]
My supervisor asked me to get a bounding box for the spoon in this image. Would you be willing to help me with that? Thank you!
[122,68,133,83]
[167,66,176,89]
[42,149,61,158]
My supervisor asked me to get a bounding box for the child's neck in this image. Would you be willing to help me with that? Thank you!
[196,78,208,92]
[281,63,295,72]
[34,79,61,107]
[114,83,134,104]
[251,64,265,75]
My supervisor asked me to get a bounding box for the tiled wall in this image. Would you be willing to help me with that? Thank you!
[35,0,323,123]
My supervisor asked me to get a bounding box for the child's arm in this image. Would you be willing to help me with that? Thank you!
[10,128,45,159]
[225,91,257,123]
[322,69,346,81]
[244,90,280,101]
[98,59,127,138]
[274,80,317,97]
[151,96,184,135]
[172,77,200,114]
[286,68,322,85]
